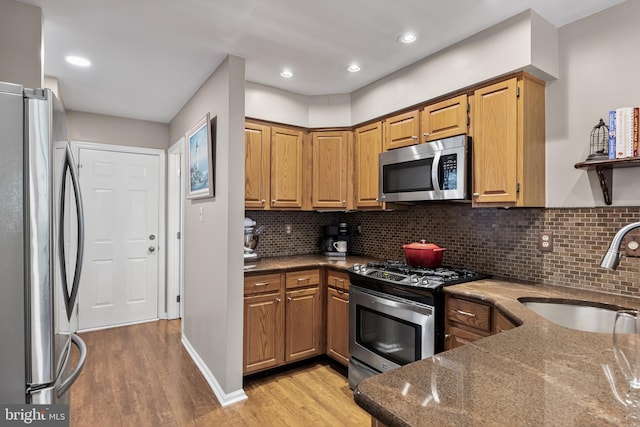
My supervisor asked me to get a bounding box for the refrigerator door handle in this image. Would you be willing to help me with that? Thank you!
[57,334,86,398]
[58,143,85,320]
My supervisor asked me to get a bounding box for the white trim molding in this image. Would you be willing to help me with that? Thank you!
[181,335,248,406]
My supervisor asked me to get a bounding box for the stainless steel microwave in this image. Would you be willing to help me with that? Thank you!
[379,134,470,202]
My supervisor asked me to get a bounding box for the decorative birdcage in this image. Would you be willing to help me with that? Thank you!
[588,118,609,160]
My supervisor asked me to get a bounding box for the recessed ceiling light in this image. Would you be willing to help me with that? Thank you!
[280,69,293,78]
[398,33,417,44]
[347,64,361,73]
[65,55,91,67]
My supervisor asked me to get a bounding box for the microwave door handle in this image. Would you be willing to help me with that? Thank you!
[431,151,442,196]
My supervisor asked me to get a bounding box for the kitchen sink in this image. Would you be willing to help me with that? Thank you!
[518,298,627,333]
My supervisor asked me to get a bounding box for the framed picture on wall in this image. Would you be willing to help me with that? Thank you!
[186,112,214,199]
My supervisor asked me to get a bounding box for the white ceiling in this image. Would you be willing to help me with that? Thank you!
[18,0,625,123]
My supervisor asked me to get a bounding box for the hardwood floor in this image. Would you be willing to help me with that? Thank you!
[71,320,370,426]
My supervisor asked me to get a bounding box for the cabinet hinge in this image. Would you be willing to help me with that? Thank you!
[467,103,470,112]
[516,87,520,98]
[177,231,181,239]
[467,116,470,126]
[177,295,181,303]
[516,182,521,193]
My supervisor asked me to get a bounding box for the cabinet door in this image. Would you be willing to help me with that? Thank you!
[285,286,322,362]
[494,310,516,334]
[311,131,349,209]
[354,122,383,208]
[383,110,420,150]
[472,78,518,204]
[244,122,271,209]
[326,287,349,366]
[243,292,284,374]
[421,94,468,142]
[271,126,303,208]
[445,324,486,350]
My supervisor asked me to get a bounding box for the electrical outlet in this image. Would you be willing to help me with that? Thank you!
[285,224,292,235]
[539,231,553,252]
[624,232,640,257]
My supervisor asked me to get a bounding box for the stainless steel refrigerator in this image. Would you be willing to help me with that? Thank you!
[0,81,86,404]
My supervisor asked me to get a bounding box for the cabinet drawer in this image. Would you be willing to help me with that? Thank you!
[285,269,320,289]
[244,273,283,295]
[447,297,491,333]
[326,269,350,290]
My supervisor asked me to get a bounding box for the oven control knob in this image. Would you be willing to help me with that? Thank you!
[353,263,360,272]
[421,277,430,286]
[410,274,420,284]
[361,264,368,273]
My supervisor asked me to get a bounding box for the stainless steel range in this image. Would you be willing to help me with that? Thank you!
[347,261,487,388]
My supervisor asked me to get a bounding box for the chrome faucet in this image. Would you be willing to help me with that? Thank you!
[601,222,640,270]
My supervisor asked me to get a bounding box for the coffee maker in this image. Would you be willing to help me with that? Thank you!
[320,223,349,257]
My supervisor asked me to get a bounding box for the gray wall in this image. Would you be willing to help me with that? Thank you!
[67,110,170,150]
[545,0,640,207]
[0,0,42,89]
[169,55,245,399]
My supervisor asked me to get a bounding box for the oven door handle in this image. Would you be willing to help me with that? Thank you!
[431,151,442,196]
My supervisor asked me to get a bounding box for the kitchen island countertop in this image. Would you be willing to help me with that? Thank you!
[354,278,640,426]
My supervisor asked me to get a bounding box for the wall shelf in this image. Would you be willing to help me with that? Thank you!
[574,158,640,205]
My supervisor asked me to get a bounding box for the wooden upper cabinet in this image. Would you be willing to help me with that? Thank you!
[244,122,271,209]
[270,126,304,208]
[383,110,420,150]
[311,131,350,209]
[472,74,545,208]
[473,78,518,205]
[421,94,468,142]
[354,122,383,209]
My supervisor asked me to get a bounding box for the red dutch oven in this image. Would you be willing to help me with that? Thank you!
[402,240,447,267]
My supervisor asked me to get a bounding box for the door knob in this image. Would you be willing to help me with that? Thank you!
[149,246,156,253]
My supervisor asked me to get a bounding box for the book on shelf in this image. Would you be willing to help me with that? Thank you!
[615,107,635,159]
[608,110,616,159]
[634,107,639,157]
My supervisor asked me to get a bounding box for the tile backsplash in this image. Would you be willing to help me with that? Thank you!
[246,205,640,297]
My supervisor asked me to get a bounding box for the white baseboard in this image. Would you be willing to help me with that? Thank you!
[181,335,248,407]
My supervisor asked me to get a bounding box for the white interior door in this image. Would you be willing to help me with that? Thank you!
[77,148,160,330]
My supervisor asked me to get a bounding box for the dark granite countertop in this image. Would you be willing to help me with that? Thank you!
[354,279,640,426]
[243,254,379,274]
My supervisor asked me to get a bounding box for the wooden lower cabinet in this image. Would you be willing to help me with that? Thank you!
[243,269,322,375]
[285,286,322,362]
[243,291,284,374]
[326,287,349,366]
[445,295,492,350]
[445,294,518,350]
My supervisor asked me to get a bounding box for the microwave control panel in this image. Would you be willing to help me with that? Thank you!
[441,154,457,190]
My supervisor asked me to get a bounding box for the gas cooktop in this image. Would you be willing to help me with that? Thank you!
[348,261,488,289]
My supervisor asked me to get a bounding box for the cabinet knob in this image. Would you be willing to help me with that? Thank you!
[261,199,266,205]
[472,193,480,199]
[342,200,346,205]
[271,200,276,205]
[445,333,451,340]
[411,135,418,140]
[287,297,292,302]
[275,298,281,303]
